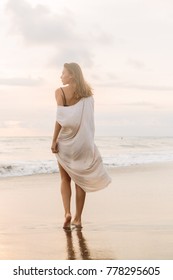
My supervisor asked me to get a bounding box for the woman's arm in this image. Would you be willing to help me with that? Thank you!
[51,88,64,153]
[51,121,61,153]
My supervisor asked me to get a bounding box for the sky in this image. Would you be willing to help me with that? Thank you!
[0,0,173,137]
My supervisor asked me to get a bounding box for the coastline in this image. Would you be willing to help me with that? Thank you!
[0,162,173,259]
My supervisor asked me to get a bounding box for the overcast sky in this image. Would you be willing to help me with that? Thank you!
[0,0,173,137]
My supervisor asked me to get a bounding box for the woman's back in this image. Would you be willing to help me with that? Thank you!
[57,86,82,107]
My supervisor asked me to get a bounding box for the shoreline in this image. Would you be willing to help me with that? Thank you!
[0,161,173,259]
[1,161,173,181]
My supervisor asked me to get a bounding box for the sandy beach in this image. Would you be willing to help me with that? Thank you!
[0,163,173,260]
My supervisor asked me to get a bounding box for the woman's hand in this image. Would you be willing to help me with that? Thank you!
[51,141,58,153]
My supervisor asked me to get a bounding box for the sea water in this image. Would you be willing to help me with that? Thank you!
[0,136,173,178]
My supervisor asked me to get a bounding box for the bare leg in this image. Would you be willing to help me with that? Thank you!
[72,184,86,227]
[58,163,72,228]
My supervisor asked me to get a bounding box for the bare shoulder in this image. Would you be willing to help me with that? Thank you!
[55,88,63,106]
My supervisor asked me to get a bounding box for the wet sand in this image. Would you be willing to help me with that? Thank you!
[0,163,173,260]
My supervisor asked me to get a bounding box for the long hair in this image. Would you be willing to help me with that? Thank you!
[64,62,93,99]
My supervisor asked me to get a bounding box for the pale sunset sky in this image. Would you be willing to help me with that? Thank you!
[0,0,173,137]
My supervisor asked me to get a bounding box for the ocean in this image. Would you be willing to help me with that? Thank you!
[1,136,173,178]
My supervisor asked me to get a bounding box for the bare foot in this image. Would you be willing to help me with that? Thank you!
[63,213,71,229]
[72,224,83,229]
[71,219,82,229]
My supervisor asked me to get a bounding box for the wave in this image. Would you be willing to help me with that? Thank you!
[0,160,58,178]
[1,152,173,178]
[104,152,173,167]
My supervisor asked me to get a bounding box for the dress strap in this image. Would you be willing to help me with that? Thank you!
[60,87,67,106]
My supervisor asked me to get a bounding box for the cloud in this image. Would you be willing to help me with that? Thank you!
[119,101,162,109]
[89,28,114,45]
[0,77,44,86]
[94,81,173,91]
[96,101,163,111]
[90,72,119,84]
[6,0,75,45]
[49,47,94,68]
[6,0,95,67]
[0,120,23,128]
[0,119,43,136]
[106,72,119,80]
[5,120,21,126]
[127,58,146,70]
[125,84,173,92]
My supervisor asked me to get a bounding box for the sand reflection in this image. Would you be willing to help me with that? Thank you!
[64,229,91,260]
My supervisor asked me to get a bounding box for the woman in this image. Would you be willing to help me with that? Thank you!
[51,62,111,229]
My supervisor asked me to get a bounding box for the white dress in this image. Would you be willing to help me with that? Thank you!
[55,96,111,192]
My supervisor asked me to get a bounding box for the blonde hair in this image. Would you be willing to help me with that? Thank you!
[64,62,93,99]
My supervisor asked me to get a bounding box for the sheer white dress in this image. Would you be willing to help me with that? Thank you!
[55,96,111,192]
